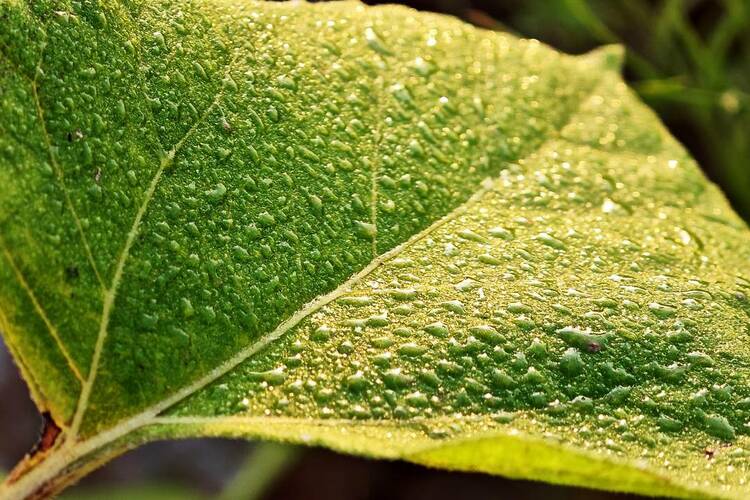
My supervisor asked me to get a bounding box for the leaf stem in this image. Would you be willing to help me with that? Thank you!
[0,441,99,500]
[0,414,150,500]
[217,443,300,500]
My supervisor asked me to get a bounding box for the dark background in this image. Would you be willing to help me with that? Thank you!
[2,1,748,499]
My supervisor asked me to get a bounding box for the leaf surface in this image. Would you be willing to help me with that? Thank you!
[1,1,749,498]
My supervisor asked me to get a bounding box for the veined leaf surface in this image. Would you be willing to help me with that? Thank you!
[1,1,749,498]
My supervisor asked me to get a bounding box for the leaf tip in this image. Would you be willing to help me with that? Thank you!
[585,44,625,73]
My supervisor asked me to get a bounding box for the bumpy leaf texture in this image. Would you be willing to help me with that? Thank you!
[1,1,749,498]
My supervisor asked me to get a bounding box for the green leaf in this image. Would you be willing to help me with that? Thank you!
[1,1,749,498]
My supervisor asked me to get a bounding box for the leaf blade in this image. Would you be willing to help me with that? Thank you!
[1,1,749,499]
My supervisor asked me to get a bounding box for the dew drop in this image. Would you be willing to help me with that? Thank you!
[364,27,393,56]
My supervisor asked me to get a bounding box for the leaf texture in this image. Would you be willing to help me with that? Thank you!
[1,1,749,498]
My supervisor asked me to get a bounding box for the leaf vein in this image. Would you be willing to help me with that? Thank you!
[68,53,239,439]
[28,40,107,292]
[72,59,611,438]
[0,37,107,317]
[144,67,611,416]
[0,241,84,383]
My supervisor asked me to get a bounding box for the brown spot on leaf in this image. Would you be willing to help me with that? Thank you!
[31,412,62,456]
[7,412,63,485]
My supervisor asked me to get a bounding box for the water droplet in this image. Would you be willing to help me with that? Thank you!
[206,183,226,201]
[389,83,413,104]
[457,229,488,243]
[441,300,465,315]
[454,278,479,292]
[257,211,276,226]
[365,27,393,56]
[412,57,435,77]
[423,322,449,337]
[311,325,332,342]
[649,302,677,319]
[398,343,427,357]
[507,302,532,314]
[536,232,566,250]
[346,371,368,392]
[383,368,413,389]
[560,348,584,376]
[338,296,373,307]
[478,254,502,265]
[389,288,418,300]
[488,226,513,240]
[354,220,377,240]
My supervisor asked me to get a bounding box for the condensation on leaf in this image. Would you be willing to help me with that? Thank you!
[1,1,749,499]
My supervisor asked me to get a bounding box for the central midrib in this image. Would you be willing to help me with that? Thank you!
[86,76,601,435]
[0,47,610,500]
[65,5,608,441]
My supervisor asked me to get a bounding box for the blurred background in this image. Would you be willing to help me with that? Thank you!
[1,0,748,499]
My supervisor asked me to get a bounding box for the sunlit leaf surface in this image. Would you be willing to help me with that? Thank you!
[1,1,749,498]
